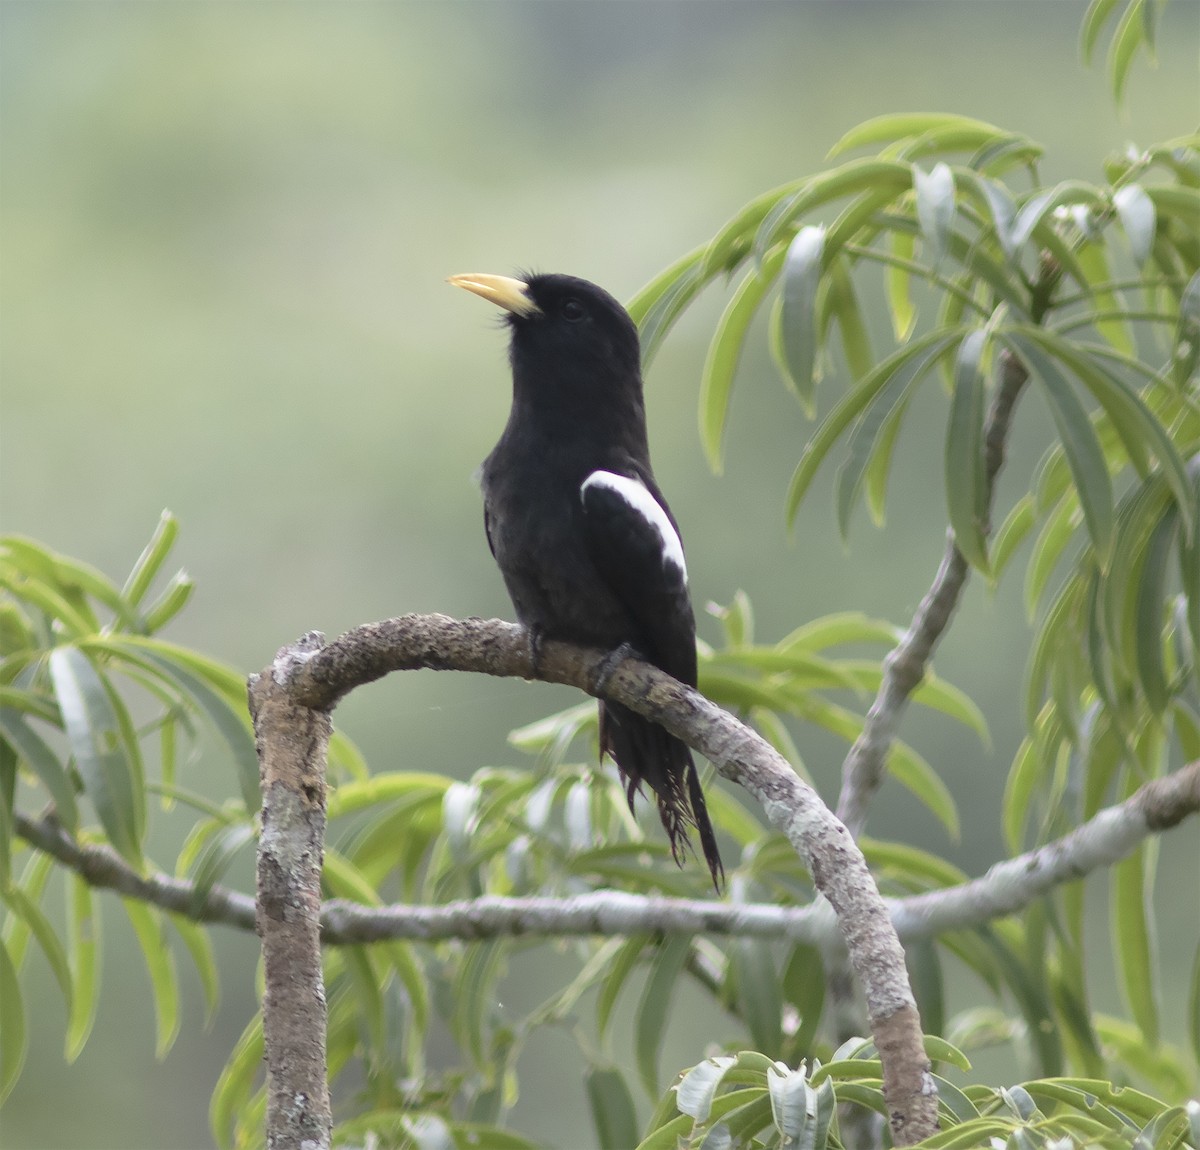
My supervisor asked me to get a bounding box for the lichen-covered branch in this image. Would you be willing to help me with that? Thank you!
[278,613,938,1144]
[249,633,333,1150]
[17,759,1197,947]
[836,349,1030,838]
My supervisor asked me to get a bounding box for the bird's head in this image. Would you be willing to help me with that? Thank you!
[449,272,643,411]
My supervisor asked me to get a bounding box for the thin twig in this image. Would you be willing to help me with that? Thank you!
[16,737,1196,945]
[836,349,1029,837]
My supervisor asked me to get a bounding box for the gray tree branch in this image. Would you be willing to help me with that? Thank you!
[267,613,939,1144]
[836,349,1030,838]
[18,759,1197,946]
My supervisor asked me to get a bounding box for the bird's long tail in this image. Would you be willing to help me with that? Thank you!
[599,700,725,892]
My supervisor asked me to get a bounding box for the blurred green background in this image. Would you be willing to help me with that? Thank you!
[1,2,1196,1147]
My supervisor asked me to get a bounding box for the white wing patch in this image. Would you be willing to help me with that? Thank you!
[580,470,687,580]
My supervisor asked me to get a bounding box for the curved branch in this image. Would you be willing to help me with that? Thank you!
[836,348,1029,837]
[278,613,938,1144]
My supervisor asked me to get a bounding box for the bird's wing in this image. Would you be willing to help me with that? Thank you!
[578,468,697,687]
[483,503,498,560]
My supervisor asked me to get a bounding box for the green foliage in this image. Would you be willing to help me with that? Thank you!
[4,6,1200,1149]
[638,1040,1198,1150]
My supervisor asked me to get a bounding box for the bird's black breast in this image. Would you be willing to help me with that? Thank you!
[481,439,635,649]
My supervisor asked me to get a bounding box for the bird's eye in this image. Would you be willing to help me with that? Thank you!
[561,299,585,322]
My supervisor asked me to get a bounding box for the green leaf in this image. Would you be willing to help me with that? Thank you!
[452,940,504,1070]
[1024,496,1080,619]
[1173,270,1200,386]
[629,247,709,365]
[1075,241,1134,354]
[1113,184,1157,267]
[636,935,690,1095]
[121,900,180,1059]
[121,510,180,608]
[828,113,1015,159]
[49,646,143,863]
[1108,0,1149,104]
[773,227,826,410]
[587,1065,641,1150]
[1010,182,1106,255]
[209,1012,264,1150]
[914,163,956,267]
[701,248,786,473]
[1006,334,1115,563]
[1038,334,1195,538]
[167,914,219,1024]
[1133,509,1177,713]
[945,329,991,571]
[64,874,100,1061]
[989,496,1035,584]
[885,741,961,840]
[0,938,26,1105]
[787,328,965,524]
[1112,839,1160,1046]
[1081,0,1125,63]
[907,938,946,1038]
[675,1055,738,1121]
[782,945,825,1057]
[0,707,78,831]
[826,255,873,381]
[142,571,194,634]
[957,170,1019,260]
[730,938,782,1058]
[0,885,72,1018]
[886,229,918,342]
[92,637,259,813]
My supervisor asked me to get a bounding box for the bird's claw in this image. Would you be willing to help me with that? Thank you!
[527,626,546,677]
[591,642,637,695]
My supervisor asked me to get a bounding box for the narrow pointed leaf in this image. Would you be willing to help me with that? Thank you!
[1114,184,1157,266]
[121,899,180,1059]
[1112,839,1160,1045]
[702,249,786,473]
[827,256,873,380]
[886,229,918,341]
[65,874,100,1061]
[1108,0,1149,104]
[827,113,1012,159]
[1081,0,1125,63]
[945,330,991,571]
[0,938,25,1105]
[586,1065,641,1150]
[1133,509,1176,713]
[49,646,143,863]
[0,707,78,831]
[914,163,956,267]
[1075,241,1134,354]
[1,885,72,1017]
[635,934,690,1095]
[121,511,180,608]
[1174,270,1200,386]
[788,327,966,524]
[731,938,783,1058]
[94,638,259,813]
[168,914,219,1024]
[1007,334,1115,562]
[774,227,826,408]
[209,1012,264,1150]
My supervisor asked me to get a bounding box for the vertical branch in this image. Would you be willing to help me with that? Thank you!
[249,633,333,1150]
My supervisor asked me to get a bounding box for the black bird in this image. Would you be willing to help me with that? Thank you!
[449,271,724,891]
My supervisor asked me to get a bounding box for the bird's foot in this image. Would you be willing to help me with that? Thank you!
[590,642,638,695]
[526,626,546,677]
